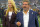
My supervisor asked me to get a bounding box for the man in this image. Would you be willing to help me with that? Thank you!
[16,1,39,27]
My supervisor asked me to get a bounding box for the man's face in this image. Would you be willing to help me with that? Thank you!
[22,2,30,11]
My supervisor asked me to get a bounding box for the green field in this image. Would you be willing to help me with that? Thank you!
[0,16,40,27]
[0,18,2,27]
[38,16,40,27]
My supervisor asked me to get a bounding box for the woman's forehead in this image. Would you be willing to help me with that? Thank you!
[8,1,11,2]
[8,1,11,3]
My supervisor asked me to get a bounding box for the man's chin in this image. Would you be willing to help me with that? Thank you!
[23,8,26,9]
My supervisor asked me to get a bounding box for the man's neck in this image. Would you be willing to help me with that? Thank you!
[23,9,29,14]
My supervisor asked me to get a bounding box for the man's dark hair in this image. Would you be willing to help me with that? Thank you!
[22,1,30,5]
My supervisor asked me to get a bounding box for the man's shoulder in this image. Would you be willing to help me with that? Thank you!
[17,11,22,14]
[30,10,38,14]
[30,10,35,12]
[19,11,22,13]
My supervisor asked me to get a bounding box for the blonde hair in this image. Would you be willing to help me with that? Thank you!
[6,0,17,16]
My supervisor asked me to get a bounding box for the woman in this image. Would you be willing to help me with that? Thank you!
[3,0,17,27]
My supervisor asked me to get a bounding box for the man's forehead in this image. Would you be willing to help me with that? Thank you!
[23,2,29,4]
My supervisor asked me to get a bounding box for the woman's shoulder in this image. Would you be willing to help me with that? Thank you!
[12,11,17,15]
[13,11,17,14]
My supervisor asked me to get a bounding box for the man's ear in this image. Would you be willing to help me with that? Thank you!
[29,5,30,7]
[28,5,30,8]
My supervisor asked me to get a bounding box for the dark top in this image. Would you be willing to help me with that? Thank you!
[3,11,17,27]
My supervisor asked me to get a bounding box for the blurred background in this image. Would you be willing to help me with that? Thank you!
[0,0,40,27]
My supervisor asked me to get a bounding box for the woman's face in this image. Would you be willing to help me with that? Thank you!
[8,1,12,8]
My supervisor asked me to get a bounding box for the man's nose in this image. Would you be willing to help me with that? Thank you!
[24,5,26,6]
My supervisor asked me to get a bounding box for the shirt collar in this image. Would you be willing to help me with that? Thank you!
[23,10,29,14]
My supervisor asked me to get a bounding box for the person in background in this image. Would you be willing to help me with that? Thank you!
[3,0,17,27]
[16,1,39,27]
[0,7,4,22]
[38,10,40,16]
[0,8,2,18]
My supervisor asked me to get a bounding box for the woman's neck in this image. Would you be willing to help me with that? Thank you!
[9,8,13,12]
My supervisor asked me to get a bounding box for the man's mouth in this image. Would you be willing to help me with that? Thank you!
[23,7,26,8]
